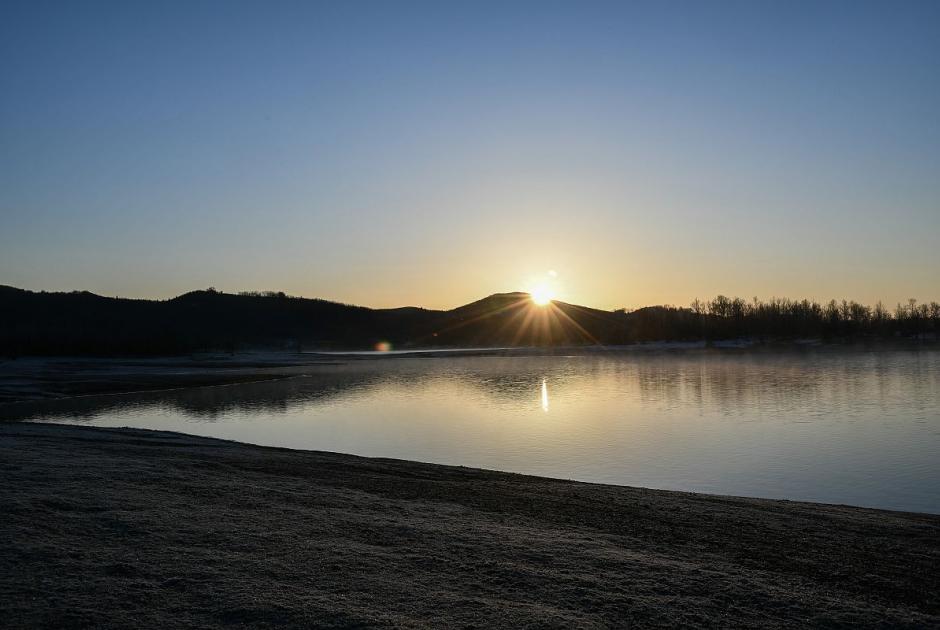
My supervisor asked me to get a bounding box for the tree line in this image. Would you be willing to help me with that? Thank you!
[619,296,940,342]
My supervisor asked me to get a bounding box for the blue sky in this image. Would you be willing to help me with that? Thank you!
[2,1,938,308]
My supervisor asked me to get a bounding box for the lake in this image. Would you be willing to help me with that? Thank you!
[9,348,940,513]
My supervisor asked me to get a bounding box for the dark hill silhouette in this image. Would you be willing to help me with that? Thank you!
[0,286,936,356]
[427,293,630,347]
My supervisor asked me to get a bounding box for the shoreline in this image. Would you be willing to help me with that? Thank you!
[2,422,938,627]
[2,342,936,404]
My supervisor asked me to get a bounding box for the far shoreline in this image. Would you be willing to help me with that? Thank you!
[2,340,937,404]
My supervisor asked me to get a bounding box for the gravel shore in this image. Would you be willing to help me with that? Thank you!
[2,422,938,628]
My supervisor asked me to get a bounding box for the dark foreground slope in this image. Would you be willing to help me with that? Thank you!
[2,423,938,628]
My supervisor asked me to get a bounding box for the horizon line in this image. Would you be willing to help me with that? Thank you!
[3,283,938,315]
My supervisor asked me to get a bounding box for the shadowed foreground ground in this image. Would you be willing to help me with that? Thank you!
[1,423,938,628]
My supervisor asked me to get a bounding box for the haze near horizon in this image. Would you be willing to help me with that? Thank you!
[2,1,938,309]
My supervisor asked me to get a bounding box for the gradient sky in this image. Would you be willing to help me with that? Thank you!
[2,1,938,310]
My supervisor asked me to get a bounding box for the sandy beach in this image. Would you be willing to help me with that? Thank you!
[2,422,938,628]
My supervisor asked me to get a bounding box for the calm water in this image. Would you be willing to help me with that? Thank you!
[10,349,940,513]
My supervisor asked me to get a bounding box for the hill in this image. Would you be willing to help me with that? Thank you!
[0,286,627,356]
[1,286,937,356]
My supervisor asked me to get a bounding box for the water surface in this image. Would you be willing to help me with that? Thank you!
[11,349,940,513]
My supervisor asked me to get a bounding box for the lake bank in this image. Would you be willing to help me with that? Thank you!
[2,341,935,404]
[2,422,938,628]
[0,353,336,404]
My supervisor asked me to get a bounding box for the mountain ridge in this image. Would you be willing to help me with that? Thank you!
[0,285,627,355]
[1,285,936,356]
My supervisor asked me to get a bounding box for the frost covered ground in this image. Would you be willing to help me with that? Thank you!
[2,423,938,628]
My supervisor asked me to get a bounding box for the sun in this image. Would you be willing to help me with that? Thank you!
[530,284,555,306]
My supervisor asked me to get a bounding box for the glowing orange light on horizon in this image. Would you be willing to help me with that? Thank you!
[528,270,559,306]
[530,285,555,306]
[374,340,392,352]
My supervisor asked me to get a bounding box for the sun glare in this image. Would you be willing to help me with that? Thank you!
[530,285,555,306]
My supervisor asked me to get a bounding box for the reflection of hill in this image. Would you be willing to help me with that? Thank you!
[6,350,932,425]
[0,372,383,422]
[2,364,551,422]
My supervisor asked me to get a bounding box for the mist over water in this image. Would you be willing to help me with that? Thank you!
[14,349,940,513]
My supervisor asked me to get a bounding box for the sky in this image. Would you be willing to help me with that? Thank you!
[1,1,938,310]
